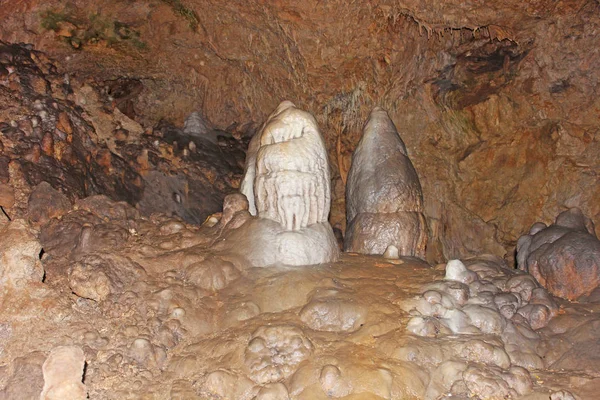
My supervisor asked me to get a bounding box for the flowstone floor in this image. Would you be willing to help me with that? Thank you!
[1,201,599,399]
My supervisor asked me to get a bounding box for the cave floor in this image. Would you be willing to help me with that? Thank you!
[2,206,600,400]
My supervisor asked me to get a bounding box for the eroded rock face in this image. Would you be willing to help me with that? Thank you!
[232,101,339,266]
[517,208,600,300]
[0,41,246,227]
[345,107,427,258]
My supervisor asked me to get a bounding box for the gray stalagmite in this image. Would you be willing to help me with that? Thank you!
[344,107,427,258]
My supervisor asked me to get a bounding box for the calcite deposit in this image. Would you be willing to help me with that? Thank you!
[517,208,600,300]
[345,107,427,257]
[0,192,597,399]
[0,219,44,289]
[232,101,339,267]
[40,346,87,400]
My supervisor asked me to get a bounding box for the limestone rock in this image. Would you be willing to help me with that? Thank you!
[231,101,339,266]
[253,101,331,230]
[75,195,139,221]
[216,217,339,267]
[255,383,290,400]
[201,370,256,400]
[0,352,46,400]
[183,111,215,142]
[69,254,147,302]
[517,208,600,300]
[0,219,44,288]
[27,182,72,226]
[185,256,240,292]
[0,183,15,208]
[244,325,313,384]
[40,346,87,400]
[344,107,427,258]
[300,296,367,333]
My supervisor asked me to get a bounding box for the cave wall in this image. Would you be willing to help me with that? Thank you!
[1,0,598,263]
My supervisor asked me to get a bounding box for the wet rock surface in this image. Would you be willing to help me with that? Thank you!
[0,195,598,398]
[0,7,598,398]
[2,0,598,266]
[233,101,339,267]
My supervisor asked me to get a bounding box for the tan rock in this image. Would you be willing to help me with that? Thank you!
[40,346,86,400]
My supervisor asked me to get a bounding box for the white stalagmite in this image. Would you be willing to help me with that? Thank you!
[231,101,338,266]
[242,101,330,230]
[40,346,87,400]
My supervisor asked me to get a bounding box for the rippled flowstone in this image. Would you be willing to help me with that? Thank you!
[403,255,560,398]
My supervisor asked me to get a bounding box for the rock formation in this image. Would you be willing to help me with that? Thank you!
[0,41,246,227]
[517,208,600,300]
[0,219,44,290]
[230,101,338,267]
[40,346,87,400]
[344,107,427,258]
[1,3,600,398]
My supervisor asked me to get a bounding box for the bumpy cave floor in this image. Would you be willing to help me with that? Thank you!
[1,196,600,399]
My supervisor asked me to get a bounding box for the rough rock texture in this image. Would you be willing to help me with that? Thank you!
[0,1,599,398]
[1,0,598,263]
[345,107,427,257]
[0,41,246,226]
[517,208,600,300]
[0,219,44,289]
[235,101,339,266]
[242,101,331,229]
[27,181,72,226]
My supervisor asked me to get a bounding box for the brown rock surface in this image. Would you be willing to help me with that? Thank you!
[27,181,72,226]
[1,0,598,262]
[0,40,246,226]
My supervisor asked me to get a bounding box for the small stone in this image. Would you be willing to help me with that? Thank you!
[55,22,77,38]
[27,182,72,226]
[383,245,400,259]
[0,183,15,208]
[0,219,44,289]
[255,383,290,400]
[114,128,129,141]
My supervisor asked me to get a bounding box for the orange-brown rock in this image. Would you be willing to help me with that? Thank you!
[1,0,597,263]
[27,182,72,226]
[0,41,246,225]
